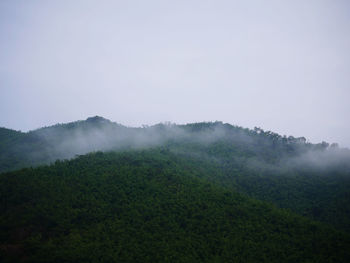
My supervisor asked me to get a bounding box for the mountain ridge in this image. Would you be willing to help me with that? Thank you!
[1,116,350,231]
[1,117,350,261]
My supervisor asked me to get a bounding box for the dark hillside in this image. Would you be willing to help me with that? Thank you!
[1,150,349,262]
[1,118,350,232]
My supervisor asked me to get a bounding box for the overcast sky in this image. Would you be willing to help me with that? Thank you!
[1,0,349,146]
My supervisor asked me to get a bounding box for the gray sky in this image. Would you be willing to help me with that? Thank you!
[1,0,349,146]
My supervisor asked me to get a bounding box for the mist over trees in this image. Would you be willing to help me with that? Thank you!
[1,116,349,173]
[1,116,350,262]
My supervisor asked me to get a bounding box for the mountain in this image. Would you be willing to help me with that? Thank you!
[0,116,126,172]
[1,150,349,262]
[2,116,349,174]
[1,117,350,261]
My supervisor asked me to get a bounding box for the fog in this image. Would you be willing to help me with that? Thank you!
[284,146,350,171]
[33,118,234,159]
[23,117,349,174]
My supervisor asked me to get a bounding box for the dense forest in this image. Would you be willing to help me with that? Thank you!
[1,116,350,262]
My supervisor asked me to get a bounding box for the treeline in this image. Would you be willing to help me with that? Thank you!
[1,118,350,232]
[1,117,349,173]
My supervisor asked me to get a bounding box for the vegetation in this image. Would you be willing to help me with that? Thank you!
[1,117,350,261]
[1,150,350,262]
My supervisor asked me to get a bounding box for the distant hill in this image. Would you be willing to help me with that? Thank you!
[1,117,350,261]
[2,116,349,174]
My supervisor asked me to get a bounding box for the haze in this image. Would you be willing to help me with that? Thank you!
[1,0,349,147]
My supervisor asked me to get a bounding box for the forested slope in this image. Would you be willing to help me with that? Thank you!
[1,117,350,262]
[1,117,350,232]
[1,150,350,262]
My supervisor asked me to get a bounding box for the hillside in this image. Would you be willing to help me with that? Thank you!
[1,117,350,232]
[1,117,350,261]
[2,116,349,174]
[1,150,350,262]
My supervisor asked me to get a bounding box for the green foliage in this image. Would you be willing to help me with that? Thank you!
[1,118,350,261]
[1,150,350,262]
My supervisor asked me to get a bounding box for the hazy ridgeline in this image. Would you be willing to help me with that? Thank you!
[1,116,349,174]
[2,116,350,233]
[1,116,350,262]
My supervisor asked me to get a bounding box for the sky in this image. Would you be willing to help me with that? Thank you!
[0,0,349,147]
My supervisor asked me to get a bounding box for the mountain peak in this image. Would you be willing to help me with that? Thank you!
[85,116,110,123]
